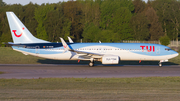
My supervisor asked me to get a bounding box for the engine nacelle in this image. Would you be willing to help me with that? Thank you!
[102,55,119,64]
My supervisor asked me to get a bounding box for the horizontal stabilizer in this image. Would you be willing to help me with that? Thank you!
[3,42,26,47]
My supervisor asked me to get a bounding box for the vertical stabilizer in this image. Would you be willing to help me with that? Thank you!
[6,12,49,44]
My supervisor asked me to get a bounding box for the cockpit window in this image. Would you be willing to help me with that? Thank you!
[165,48,172,51]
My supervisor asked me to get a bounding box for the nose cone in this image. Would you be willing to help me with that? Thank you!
[172,50,179,58]
[175,52,179,57]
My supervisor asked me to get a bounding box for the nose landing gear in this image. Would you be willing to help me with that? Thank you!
[159,60,168,67]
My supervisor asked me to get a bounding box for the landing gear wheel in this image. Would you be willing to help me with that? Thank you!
[89,62,94,67]
[159,63,162,67]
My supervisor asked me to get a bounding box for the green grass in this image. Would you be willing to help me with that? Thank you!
[0,47,88,64]
[0,77,180,101]
[0,47,179,65]
[0,47,42,64]
[0,71,4,74]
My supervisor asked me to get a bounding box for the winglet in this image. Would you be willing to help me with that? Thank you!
[68,36,74,43]
[60,37,72,51]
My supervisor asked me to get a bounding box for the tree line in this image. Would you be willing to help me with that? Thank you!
[0,0,180,46]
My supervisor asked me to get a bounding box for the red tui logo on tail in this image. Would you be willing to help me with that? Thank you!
[12,27,24,37]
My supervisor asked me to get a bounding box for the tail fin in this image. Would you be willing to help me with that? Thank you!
[6,12,49,44]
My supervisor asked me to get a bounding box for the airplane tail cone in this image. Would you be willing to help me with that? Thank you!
[6,12,49,44]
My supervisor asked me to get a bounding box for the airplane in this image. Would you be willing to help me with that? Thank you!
[6,12,179,67]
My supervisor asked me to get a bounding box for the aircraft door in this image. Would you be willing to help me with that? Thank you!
[156,46,160,55]
[35,46,40,54]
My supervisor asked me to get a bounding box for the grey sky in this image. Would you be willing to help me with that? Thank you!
[4,0,148,5]
[4,0,68,5]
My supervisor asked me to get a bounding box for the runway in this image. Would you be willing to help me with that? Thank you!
[0,64,180,79]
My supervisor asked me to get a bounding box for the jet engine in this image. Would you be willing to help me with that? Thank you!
[102,55,119,64]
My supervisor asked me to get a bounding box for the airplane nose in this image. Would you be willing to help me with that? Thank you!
[175,53,179,57]
[173,51,179,57]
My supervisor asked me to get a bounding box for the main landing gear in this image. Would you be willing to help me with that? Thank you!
[89,62,94,67]
[89,59,94,67]
[159,62,162,67]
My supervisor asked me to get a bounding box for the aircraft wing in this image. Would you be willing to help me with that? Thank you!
[60,37,103,59]
[71,50,103,59]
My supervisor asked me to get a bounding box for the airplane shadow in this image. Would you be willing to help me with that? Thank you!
[37,59,178,66]
[37,59,93,64]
